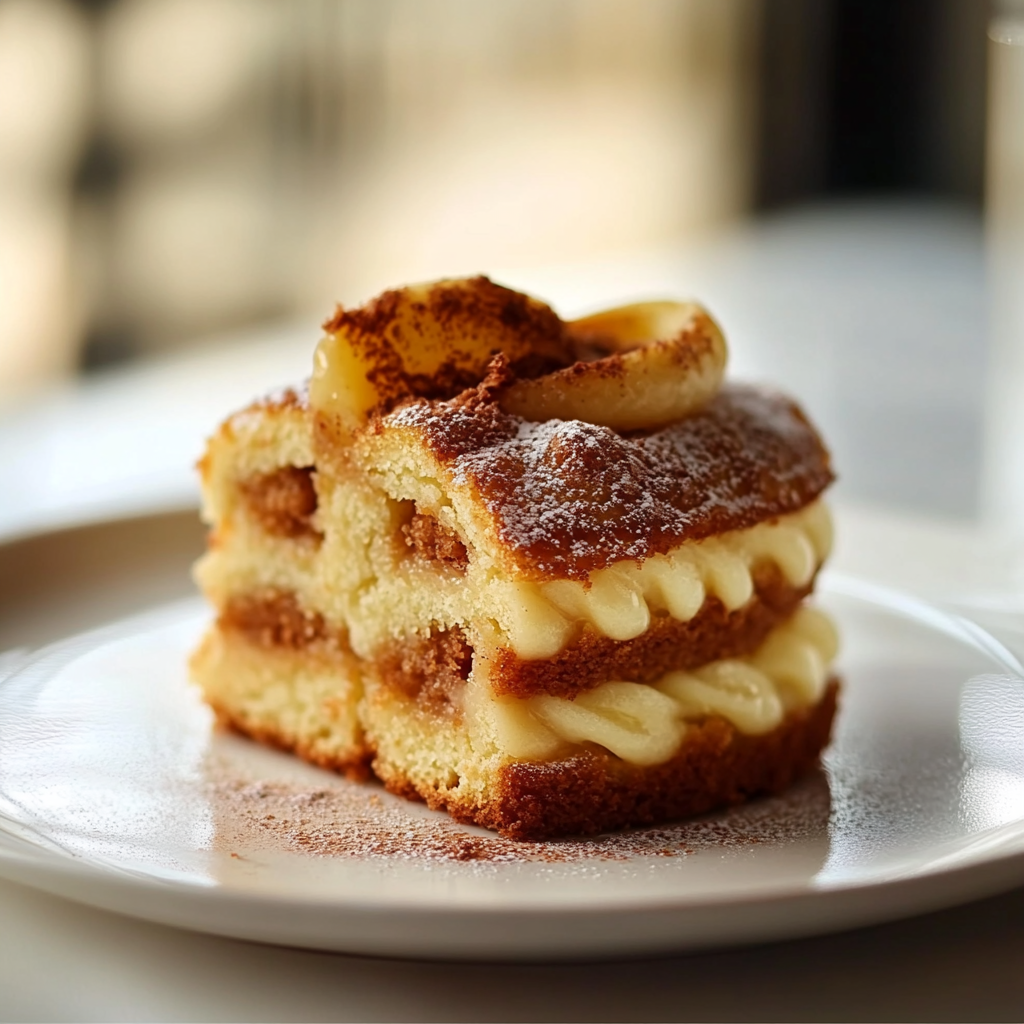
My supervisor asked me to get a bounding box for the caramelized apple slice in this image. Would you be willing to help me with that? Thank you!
[310,276,569,439]
[501,301,727,431]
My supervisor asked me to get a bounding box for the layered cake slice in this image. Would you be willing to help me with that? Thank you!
[192,277,838,840]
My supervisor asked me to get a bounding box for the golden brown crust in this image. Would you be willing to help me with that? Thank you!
[489,565,813,699]
[208,697,375,781]
[381,680,839,841]
[384,382,834,580]
[238,466,321,540]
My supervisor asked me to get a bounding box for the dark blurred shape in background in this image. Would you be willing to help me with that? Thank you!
[0,0,991,404]
[757,0,989,207]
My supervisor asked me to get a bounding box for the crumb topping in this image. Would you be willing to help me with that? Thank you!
[220,589,345,651]
[401,511,469,570]
[238,465,320,540]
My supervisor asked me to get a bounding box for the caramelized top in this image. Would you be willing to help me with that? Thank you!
[238,466,320,540]
[385,383,834,580]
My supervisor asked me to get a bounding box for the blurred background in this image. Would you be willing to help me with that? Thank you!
[1,0,1023,542]
[0,0,990,383]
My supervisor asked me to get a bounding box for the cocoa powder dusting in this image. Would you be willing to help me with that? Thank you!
[206,765,831,865]
[321,277,572,420]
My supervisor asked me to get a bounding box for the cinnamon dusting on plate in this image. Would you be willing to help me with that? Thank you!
[206,767,830,864]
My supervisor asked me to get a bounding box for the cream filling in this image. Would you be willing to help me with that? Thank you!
[497,501,832,658]
[468,606,839,767]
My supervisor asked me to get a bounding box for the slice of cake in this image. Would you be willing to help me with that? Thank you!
[192,277,838,840]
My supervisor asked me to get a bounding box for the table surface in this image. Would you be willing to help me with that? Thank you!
[2,875,1023,1022]
[4,201,1024,1022]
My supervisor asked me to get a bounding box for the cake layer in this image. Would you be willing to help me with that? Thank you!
[483,680,839,840]
[199,475,830,665]
[194,599,838,840]
[202,380,833,584]
[216,563,818,707]
[488,500,830,659]
[360,607,838,838]
[191,623,370,778]
[374,680,839,841]
[196,370,834,677]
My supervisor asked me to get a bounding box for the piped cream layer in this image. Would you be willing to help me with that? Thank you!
[498,501,832,658]
[468,606,839,767]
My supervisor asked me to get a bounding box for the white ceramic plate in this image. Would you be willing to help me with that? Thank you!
[1,573,1024,961]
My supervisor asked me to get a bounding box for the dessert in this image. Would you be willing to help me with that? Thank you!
[192,277,838,840]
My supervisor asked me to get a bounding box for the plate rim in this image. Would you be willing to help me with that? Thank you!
[2,833,1024,960]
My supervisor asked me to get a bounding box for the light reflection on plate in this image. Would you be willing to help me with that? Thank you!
[1,574,1024,960]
